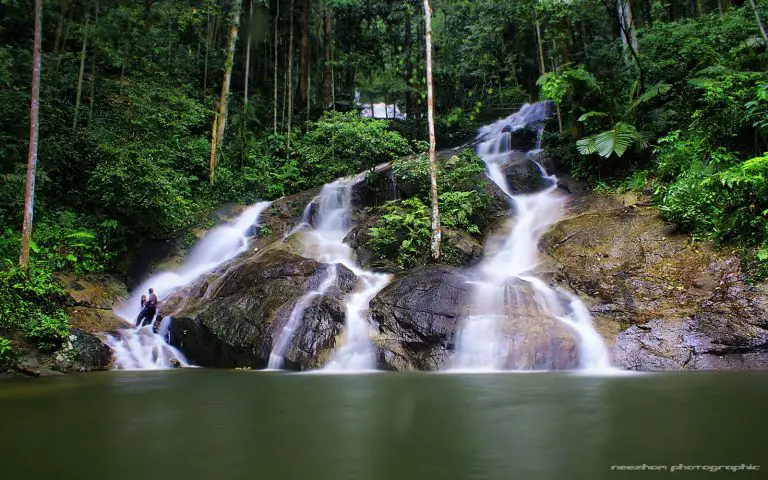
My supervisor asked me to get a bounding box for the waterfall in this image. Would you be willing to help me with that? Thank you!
[108,201,272,370]
[267,266,338,369]
[290,176,391,372]
[453,103,611,371]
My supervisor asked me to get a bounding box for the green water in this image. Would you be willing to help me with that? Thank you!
[1,371,767,479]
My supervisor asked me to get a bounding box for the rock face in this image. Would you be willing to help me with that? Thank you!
[165,248,357,369]
[369,266,580,371]
[542,193,768,371]
[371,266,471,370]
[56,273,128,334]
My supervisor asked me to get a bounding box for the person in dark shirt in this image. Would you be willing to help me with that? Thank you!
[135,288,159,328]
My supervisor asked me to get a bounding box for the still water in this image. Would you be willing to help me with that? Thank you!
[1,371,767,480]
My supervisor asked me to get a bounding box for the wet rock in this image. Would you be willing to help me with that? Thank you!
[166,248,358,370]
[7,328,113,375]
[543,193,768,370]
[371,266,472,371]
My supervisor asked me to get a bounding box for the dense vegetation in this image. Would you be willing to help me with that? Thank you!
[1,0,767,362]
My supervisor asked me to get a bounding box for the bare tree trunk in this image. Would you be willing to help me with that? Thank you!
[73,3,91,130]
[750,0,768,48]
[274,0,280,133]
[535,12,546,76]
[53,0,69,54]
[695,0,705,16]
[617,0,639,56]
[204,12,213,96]
[244,0,253,105]
[287,0,295,146]
[210,0,243,184]
[20,0,43,270]
[299,0,310,111]
[323,4,332,109]
[88,1,99,126]
[423,0,441,261]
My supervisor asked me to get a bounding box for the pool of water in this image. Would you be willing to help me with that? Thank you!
[1,370,766,479]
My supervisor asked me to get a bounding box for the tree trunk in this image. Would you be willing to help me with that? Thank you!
[54,7,73,72]
[323,5,332,109]
[244,0,253,105]
[695,0,705,16]
[204,12,213,96]
[535,13,546,76]
[287,0,295,146]
[274,0,280,132]
[88,1,99,126]
[210,0,243,184]
[750,0,768,48]
[404,7,413,118]
[73,3,91,130]
[299,0,310,114]
[423,0,441,261]
[617,0,639,56]
[53,0,69,54]
[20,0,43,269]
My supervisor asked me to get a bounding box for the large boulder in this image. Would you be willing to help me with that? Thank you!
[371,266,472,370]
[55,273,128,334]
[369,266,580,370]
[542,193,768,370]
[164,248,357,370]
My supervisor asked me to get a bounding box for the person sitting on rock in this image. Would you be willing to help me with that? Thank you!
[135,288,159,328]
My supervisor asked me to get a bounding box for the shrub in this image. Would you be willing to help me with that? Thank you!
[0,336,15,369]
[296,111,413,185]
[24,312,71,352]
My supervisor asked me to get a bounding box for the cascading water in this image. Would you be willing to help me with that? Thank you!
[267,266,338,369]
[289,176,391,372]
[108,201,272,370]
[453,103,611,371]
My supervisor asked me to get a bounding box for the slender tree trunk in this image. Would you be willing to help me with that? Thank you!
[53,0,69,54]
[323,5,332,109]
[20,0,43,269]
[404,8,413,118]
[55,6,73,72]
[210,0,243,184]
[617,0,639,56]
[88,1,99,126]
[287,0,295,146]
[244,0,253,105]
[274,0,280,132]
[535,12,546,76]
[299,0,310,110]
[423,0,441,261]
[750,0,768,47]
[73,3,91,130]
[695,0,705,16]
[204,12,213,96]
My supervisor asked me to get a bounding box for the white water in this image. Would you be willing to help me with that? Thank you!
[454,102,611,371]
[267,266,338,369]
[108,201,272,370]
[291,176,392,372]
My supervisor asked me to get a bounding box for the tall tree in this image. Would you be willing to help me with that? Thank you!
[73,2,91,130]
[287,0,295,145]
[274,0,280,132]
[423,0,441,260]
[323,3,333,109]
[20,0,43,269]
[299,0,311,114]
[244,0,254,104]
[210,0,243,183]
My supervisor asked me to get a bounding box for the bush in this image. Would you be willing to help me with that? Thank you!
[24,311,71,352]
[0,336,15,369]
[369,149,491,267]
[296,112,413,185]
